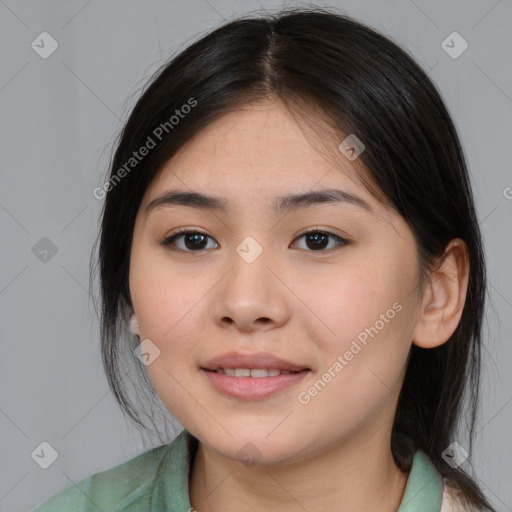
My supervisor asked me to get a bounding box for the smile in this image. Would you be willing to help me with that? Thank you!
[211,368,301,377]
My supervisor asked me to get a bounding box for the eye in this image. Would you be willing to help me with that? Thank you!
[291,229,350,252]
[160,229,219,252]
[160,228,350,253]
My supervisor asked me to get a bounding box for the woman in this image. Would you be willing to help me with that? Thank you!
[35,6,495,511]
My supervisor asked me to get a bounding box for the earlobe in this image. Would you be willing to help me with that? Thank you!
[129,312,140,336]
[412,239,470,349]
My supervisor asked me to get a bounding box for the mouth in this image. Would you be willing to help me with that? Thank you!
[204,368,307,377]
[201,351,310,374]
[199,352,311,400]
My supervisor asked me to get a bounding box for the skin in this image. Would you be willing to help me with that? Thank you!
[128,99,469,512]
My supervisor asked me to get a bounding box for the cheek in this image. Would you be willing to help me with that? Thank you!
[129,281,204,426]
[299,251,416,378]
[129,252,209,421]
[302,259,397,338]
[129,247,204,339]
[295,268,412,438]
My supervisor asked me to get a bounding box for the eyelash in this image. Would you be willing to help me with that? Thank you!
[159,228,350,253]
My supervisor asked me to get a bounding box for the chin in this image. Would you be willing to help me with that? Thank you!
[193,424,311,467]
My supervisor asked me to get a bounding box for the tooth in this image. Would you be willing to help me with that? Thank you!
[221,367,296,377]
[250,369,268,378]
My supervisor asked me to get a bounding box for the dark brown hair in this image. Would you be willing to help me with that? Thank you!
[90,6,494,510]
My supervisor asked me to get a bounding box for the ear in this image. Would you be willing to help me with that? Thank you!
[129,312,140,336]
[412,238,470,349]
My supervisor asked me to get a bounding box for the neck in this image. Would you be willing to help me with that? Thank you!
[188,427,409,512]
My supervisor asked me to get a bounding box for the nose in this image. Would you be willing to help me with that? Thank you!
[210,242,291,333]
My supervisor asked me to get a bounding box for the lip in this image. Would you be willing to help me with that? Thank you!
[201,351,310,372]
[201,368,310,400]
[200,351,311,400]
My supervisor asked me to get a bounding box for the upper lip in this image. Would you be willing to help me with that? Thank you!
[201,351,310,372]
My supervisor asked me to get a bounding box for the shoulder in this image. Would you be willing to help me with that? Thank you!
[33,438,179,512]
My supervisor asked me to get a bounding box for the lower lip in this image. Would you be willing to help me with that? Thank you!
[201,369,310,400]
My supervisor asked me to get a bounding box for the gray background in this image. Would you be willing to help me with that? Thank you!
[0,0,511,511]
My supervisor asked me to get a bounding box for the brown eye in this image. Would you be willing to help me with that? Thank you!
[160,228,350,253]
[292,230,350,252]
[161,230,218,251]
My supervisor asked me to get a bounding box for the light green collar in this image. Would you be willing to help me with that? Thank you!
[399,449,444,511]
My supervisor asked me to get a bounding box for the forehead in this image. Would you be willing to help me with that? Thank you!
[142,100,376,213]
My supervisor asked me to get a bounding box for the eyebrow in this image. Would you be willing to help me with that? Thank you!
[145,187,373,216]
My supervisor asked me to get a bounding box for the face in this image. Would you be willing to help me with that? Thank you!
[129,99,424,466]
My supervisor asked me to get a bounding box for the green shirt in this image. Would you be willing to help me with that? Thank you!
[34,429,444,511]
